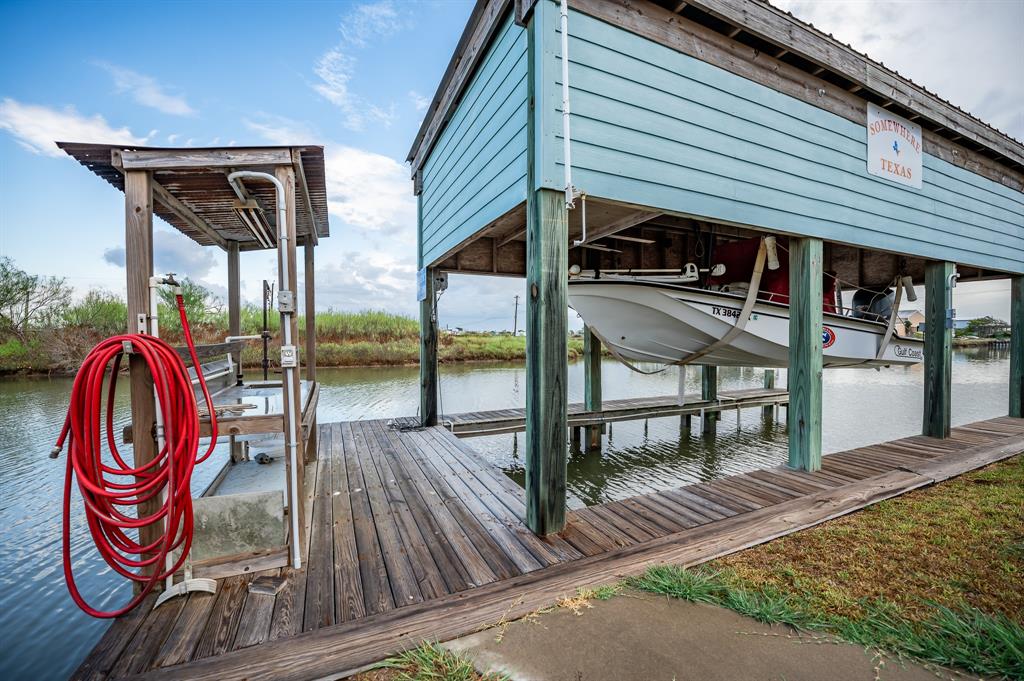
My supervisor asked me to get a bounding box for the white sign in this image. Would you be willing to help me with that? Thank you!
[866,102,923,189]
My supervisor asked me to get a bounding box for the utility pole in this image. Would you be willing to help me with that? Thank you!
[513,294,520,335]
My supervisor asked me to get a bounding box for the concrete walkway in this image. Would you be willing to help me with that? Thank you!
[446,592,971,681]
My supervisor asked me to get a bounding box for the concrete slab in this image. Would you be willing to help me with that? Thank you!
[190,490,285,561]
[446,592,970,681]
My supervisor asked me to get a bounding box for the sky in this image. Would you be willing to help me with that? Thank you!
[0,0,1020,330]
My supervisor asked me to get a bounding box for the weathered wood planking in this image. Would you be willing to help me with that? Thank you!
[73,417,1024,680]
[445,388,790,437]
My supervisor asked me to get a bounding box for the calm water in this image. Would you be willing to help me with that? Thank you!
[0,347,1010,679]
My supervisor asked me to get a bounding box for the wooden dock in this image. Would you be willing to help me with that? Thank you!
[73,416,1024,681]
[426,387,790,437]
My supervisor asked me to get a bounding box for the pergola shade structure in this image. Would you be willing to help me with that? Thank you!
[60,143,331,575]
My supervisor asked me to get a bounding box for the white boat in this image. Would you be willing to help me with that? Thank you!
[568,277,924,369]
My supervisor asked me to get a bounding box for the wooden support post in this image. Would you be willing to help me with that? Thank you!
[525,188,569,535]
[304,241,317,383]
[124,170,158,584]
[788,237,823,471]
[227,241,241,384]
[1012,276,1023,418]
[275,165,306,558]
[923,261,955,437]
[762,369,776,418]
[583,325,602,450]
[701,365,718,435]
[419,267,439,427]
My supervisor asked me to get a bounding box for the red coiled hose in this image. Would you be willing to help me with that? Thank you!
[54,294,218,618]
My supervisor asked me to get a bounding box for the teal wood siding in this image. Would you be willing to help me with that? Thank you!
[540,7,1024,274]
[419,14,529,267]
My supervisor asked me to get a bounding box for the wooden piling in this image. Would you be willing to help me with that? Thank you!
[583,325,602,449]
[524,188,569,535]
[419,266,439,427]
[762,369,776,418]
[124,170,158,584]
[923,261,954,438]
[227,241,241,384]
[304,240,316,383]
[701,365,718,435]
[788,237,823,471]
[1011,276,1023,418]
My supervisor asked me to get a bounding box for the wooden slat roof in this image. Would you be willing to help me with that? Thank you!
[58,143,330,250]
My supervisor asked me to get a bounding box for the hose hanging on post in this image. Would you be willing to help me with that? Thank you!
[52,294,218,618]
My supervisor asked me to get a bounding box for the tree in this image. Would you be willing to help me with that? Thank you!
[964,316,1009,338]
[158,277,222,327]
[0,256,72,335]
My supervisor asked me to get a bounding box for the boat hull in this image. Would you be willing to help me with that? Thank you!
[568,280,924,369]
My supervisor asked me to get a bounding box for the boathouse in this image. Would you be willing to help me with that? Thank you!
[409,0,1024,535]
[68,2,1024,678]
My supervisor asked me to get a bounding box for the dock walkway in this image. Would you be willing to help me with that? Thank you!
[422,387,790,437]
[73,416,1024,681]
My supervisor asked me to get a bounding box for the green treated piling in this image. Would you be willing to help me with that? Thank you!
[1009,276,1022,418]
[787,237,823,471]
[923,261,954,438]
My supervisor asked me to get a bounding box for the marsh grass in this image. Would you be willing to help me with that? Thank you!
[371,642,508,681]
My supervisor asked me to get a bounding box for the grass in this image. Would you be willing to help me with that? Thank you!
[626,456,1024,680]
[0,307,591,374]
[355,642,508,681]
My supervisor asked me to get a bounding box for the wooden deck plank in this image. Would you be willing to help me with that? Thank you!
[339,421,397,616]
[347,422,424,608]
[365,420,474,593]
[356,421,449,601]
[328,423,366,624]
[422,427,585,564]
[153,592,218,667]
[392,428,523,581]
[377,423,507,586]
[111,598,186,676]
[302,428,335,632]
[191,575,251,661]
[682,482,760,513]
[232,571,281,650]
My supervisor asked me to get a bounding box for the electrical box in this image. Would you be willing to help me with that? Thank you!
[278,290,295,313]
[280,345,298,368]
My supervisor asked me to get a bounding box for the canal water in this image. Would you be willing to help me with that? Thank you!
[0,347,1010,679]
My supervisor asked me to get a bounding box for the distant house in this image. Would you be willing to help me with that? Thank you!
[899,309,925,334]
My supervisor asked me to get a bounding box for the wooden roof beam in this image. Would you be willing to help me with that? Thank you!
[572,209,663,247]
[119,147,294,171]
[292,149,318,246]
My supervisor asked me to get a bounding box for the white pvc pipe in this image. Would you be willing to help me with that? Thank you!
[227,170,302,570]
[560,0,573,209]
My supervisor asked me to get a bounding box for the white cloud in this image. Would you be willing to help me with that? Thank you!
[243,114,319,145]
[408,90,431,112]
[103,229,218,281]
[324,146,415,235]
[0,98,149,156]
[97,62,195,116]
[773,0,1024,141]
[312,0,406,130]
[314,251,417,314]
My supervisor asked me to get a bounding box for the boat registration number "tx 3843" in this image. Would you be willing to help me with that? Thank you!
[711,306,759,321]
